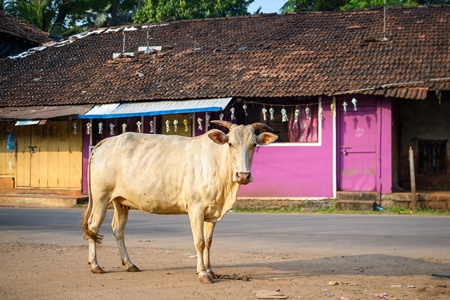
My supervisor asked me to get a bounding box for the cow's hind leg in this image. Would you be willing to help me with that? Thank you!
[84,196,109,274]
[111,200,140,272]
[203,221,218,280]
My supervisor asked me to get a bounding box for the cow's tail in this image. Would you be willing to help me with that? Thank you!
[81,143,104,245]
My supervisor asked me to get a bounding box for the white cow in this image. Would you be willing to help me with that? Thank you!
[81,120,278,283]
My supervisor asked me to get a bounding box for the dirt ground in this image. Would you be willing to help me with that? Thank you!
[0,240,449,300]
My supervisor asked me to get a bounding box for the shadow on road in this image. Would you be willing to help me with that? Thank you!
[217,254,450,278]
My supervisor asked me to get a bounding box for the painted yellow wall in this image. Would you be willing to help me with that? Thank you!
[0,120,82,190]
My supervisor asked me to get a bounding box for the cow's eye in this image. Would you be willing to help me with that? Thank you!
[228,143,233,148]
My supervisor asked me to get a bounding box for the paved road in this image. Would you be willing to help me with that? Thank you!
[0,207,449,260]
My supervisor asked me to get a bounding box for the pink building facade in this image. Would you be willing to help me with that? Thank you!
[81,95,392,200]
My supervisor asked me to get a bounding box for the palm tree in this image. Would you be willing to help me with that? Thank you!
[7,0,52,31]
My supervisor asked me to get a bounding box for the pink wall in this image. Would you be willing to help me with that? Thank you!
[81,97,391,198]
[239,104,334,198]
[379,99,392,194]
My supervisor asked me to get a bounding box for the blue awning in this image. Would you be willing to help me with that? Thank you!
[79,98,232,119]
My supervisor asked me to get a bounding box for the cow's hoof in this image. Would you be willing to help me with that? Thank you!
[198,275,214,284]
[91,266,105,274]
[127,265,140,272]
[207,270,218,280]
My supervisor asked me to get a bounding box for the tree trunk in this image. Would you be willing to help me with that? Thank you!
[107,0,121,27]
[51,2,74,35]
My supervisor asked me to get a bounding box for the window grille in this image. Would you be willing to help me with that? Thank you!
[418,140,447,175]
[235,98,321,144]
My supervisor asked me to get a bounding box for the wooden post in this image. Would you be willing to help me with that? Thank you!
[409,147,417,210]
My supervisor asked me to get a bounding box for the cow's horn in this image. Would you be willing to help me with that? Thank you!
[210,120,233,129]
[252,122,274,132]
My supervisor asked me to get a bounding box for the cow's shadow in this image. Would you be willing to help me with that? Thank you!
[160,253,450,278]
[217,254,450,277]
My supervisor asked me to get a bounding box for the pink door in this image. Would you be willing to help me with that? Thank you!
[338,104,378,191]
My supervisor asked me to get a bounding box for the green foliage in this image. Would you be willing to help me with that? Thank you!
[232,205,450,215]
[5,0,449,35]
[60,24,84,36]
[134,0,253,24]
[340,0,418,10]
[281,0,449,13]
[5,0,52,31]
[232,205,337,214]
[281,0,348,12]
[381,206,450,215]
[5,0,121,35]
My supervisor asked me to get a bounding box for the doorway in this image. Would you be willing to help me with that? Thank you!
[338,104,378,191]
[16,120,82,189]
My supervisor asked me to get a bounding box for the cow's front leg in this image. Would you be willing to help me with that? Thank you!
[203,221,217,280]
[188,211,213,283]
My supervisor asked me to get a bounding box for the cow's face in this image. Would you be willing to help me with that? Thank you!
[208,122,278,185]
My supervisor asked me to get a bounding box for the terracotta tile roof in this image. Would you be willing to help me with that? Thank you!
[0,11,51,45]
[0,5,449,107]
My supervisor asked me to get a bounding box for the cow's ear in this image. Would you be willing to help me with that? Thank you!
[208,129,228,145]
[257,132,278,145]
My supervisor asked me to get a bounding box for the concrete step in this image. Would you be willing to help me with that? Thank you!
[336,191,379,211]
[335,199,377,211]
[0,193,88,208]
[0,188,83,196]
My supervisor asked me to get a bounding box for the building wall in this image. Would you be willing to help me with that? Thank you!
[239,98,335,198]
[82,117,157,193]
[80,96,394,198]
[81,106,335,198]
[0,122,16,188]
[241,96,392,198]
[398,96,450,190]
[0,120,82,190]
[380,98,393,194]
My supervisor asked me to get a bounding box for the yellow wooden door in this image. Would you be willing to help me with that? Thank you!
[16,126,32,187]
[16,121,82,189]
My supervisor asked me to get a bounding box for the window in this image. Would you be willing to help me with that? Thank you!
[161,114,192,137]
[232,98,320,144]
[90,117,143,145]
[418,140,447,175]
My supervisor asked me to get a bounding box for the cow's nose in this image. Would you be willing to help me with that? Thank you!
[236,172,252,184]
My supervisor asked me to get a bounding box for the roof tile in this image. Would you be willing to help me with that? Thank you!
[0,11,51,45]
[1,5,449,107]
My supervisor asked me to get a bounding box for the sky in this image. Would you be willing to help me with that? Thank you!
[248,0,286,14]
